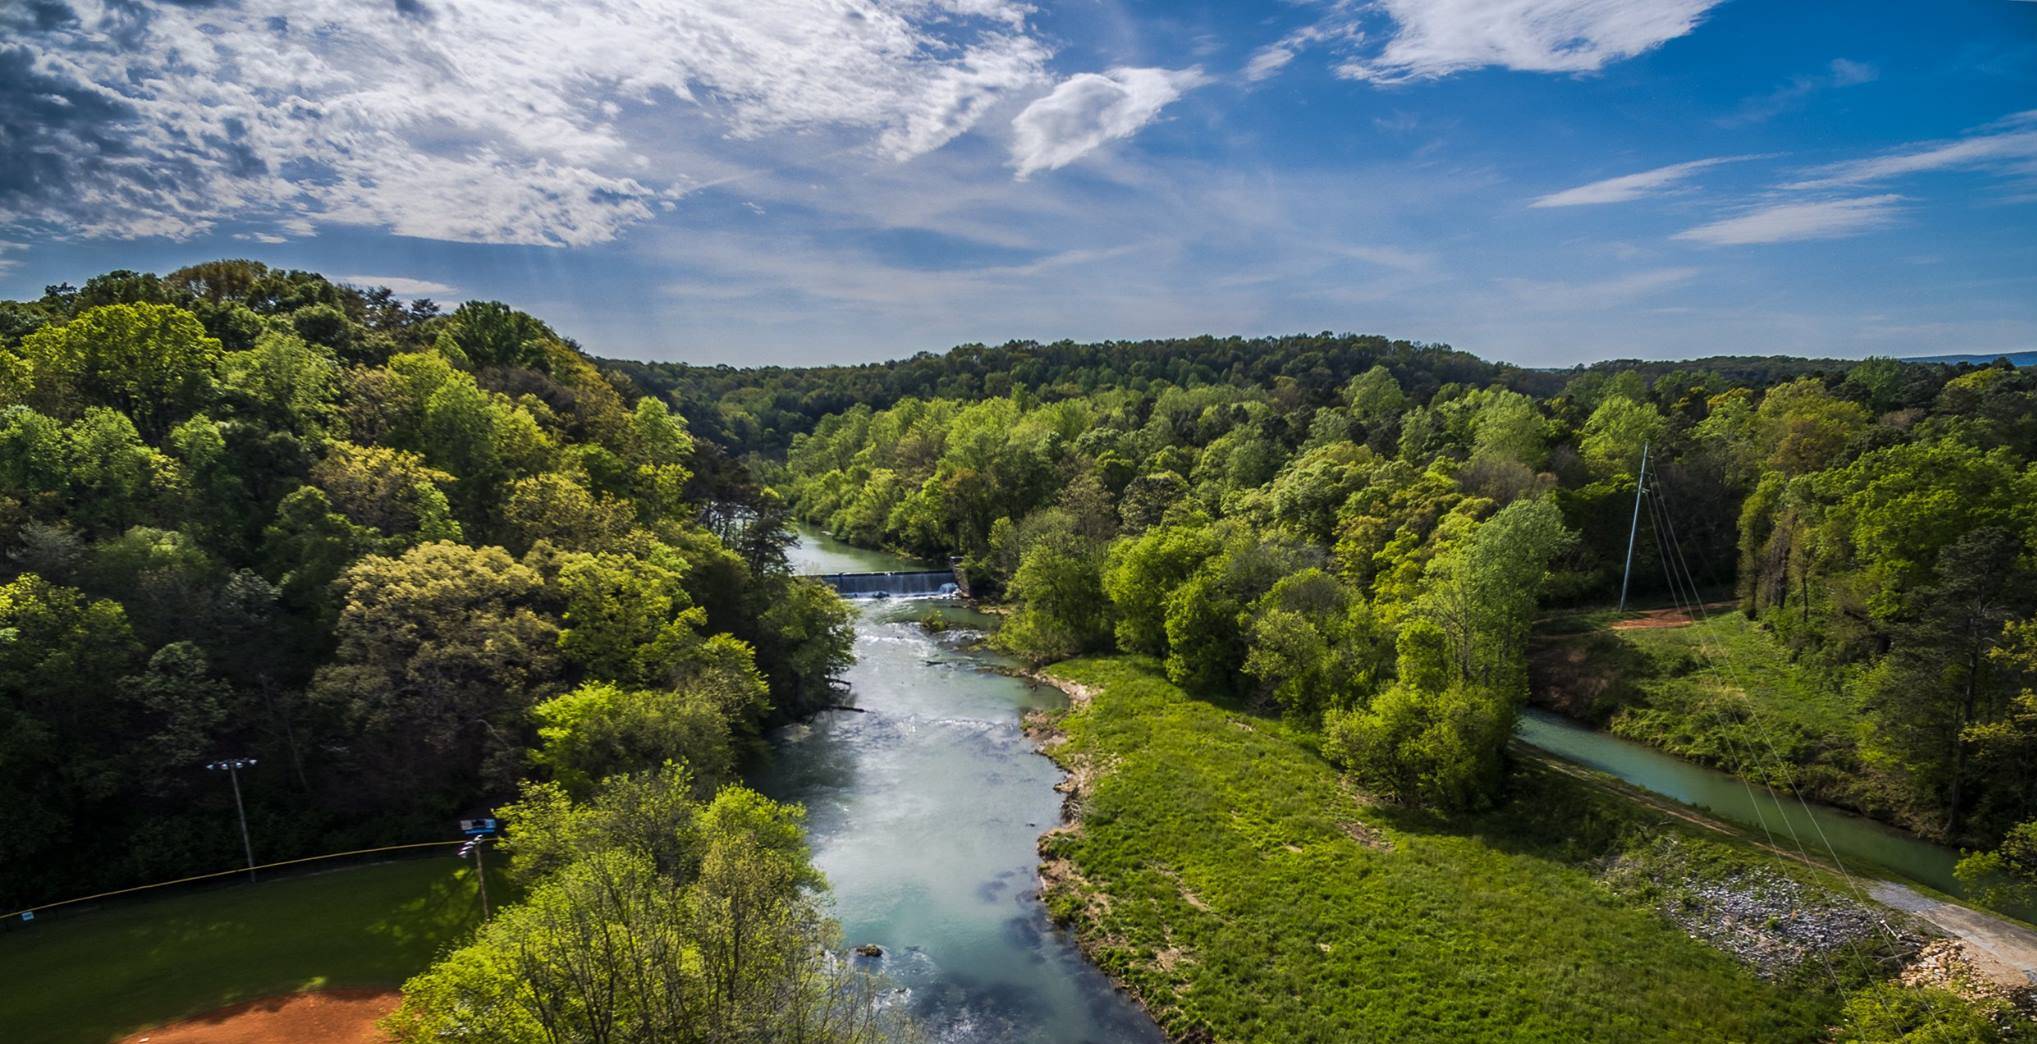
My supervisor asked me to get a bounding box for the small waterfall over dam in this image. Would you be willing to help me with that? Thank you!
[811,569,960,598]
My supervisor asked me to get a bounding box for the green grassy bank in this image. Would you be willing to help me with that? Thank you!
[1038,656,1879,1042]
[1529,608,1888,820]
[0,857,486,1042]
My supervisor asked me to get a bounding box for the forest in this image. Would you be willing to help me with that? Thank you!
[7,262,2037,1039]
[0,263,902,1038]
[740,343,2037,881]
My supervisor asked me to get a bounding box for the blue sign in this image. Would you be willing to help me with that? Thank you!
[459,818,498,837]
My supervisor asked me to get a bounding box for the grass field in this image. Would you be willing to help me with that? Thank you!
[1039,656,1868,1042]
[0,857,487,1043]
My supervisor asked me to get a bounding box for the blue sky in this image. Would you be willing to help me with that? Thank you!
[3,1,2034,366]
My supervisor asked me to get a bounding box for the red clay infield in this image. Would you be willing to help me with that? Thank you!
[122,987,398,1043]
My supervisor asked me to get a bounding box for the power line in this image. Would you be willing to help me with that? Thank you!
[4,839,468,922]
[1644,477,1903,1015]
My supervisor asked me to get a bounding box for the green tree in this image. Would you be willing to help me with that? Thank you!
[1324,619,1511,810]
[1243,568,1386,722]
[117,642,232,792]
[1345,365,1408,450]
[999,531,1110,663]
[0,575,140,904]
[1117,471,1189,534]
[1417,497,1575,692]
[1577,395,1667,479]
[1101,523,1219,657]
[1754,377,1869,476]
[1862,528,2030,836]
[9,303,223,438]
[309,441,463,543]
[389,781,897,1044]
[309,542,561,809]
[532,683,734,797]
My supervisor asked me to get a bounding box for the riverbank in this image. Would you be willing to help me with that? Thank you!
[1529,606,1872,809]
[1030,656,2035,1041]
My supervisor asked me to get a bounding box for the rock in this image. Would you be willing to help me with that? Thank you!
[853,943,884,958]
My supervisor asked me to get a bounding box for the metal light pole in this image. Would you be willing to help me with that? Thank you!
[207,757,259,883]
[1618,442,1650,613]
[459,836,492,919]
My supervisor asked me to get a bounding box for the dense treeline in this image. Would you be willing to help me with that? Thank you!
[773,353,2037,884]
[612,335,1504,457]
[0,262,852,913]
[612,335,1864,460]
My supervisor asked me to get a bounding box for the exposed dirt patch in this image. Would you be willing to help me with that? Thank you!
[1609,602,1740,631]
[1611,608,1697,631]
[1898,938,2037,1017]
[1527,631,1639,721]
[1339,818,1394,852]
[124,988,398,1044]
[1157,868,1213,913]
[1872,881,2037,993]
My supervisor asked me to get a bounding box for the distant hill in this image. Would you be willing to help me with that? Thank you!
[1906,350,2037,367]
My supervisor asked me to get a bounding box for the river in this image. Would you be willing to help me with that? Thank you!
[762,527,1989,1039]
[757,528,1162,1043]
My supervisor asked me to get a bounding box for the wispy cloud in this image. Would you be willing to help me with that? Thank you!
[1717,58,1877,127]
[1240,0,1721,87]
[0,242,22,277]
[0,0,1053,245]
[1243,8,1365,83]
[1010,68,1208,179]
[1341,244,1437,272]
[1337,0,1724,83]
[1782,112,2037,190]
[1530,156,1752,208]
[1500,267,1699,310]
[339,275,461,297]
[1673,195,1904,245]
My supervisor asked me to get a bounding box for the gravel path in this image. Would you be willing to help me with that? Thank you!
[1870,881,2037,987]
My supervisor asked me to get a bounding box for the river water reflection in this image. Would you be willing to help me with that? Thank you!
[1517,708,1967,896]
[754,528,1161,1043]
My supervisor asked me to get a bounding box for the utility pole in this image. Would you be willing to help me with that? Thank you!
[206,757,259,883]
[1618,442,1650,613]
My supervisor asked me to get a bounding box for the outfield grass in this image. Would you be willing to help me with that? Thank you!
[0,857,488,1043]
[1040,656,1858,1043]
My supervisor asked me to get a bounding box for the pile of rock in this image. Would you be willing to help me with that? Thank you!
[1601,835,1907,978]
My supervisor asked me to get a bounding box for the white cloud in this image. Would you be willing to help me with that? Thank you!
[0,242,22,277]
[1673,195,1904,246]
[1010,68,1208,179]
[1336,0,1723,83]
[338,275,460,297]
[1530,156,1749,207]
[3,0,1052,246]
[1783,114,2037,190]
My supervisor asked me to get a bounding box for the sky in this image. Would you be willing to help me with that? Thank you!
[3,1,2035,367]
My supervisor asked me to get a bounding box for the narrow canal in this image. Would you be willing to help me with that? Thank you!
[756,527,1161,1043]
[1516,708,1967,896]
